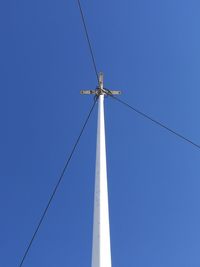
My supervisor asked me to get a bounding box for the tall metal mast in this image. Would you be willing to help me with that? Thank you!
[81,73,121,267]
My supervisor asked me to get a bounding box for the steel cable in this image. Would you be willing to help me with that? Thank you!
[107,92,200,150]
[18,97,98,267]
[77,0,99,83]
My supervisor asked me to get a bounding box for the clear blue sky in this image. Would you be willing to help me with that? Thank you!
[1,0,200,266]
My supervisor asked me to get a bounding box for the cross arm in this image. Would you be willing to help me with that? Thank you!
[105,90,121,95]
[80,90,97,95]
[80,89,122,96]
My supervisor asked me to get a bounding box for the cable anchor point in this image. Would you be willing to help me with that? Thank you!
[80,72,122,96]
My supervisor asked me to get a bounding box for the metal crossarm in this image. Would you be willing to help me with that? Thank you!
[80,90,97,95]
[105,90,121,95]
[80,73,122,96]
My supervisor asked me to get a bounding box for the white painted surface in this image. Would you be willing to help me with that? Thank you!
[92,94,112,267]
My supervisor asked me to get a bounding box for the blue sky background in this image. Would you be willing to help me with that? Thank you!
[1,0,200,266]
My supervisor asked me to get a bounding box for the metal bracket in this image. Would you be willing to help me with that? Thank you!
[80,90,97,95]
[80,72,122,96]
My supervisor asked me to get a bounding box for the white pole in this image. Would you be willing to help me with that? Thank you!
[92,94,112,267]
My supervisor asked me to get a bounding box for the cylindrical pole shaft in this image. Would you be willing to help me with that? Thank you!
[92,94,112,267]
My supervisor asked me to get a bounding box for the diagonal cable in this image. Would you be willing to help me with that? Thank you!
[107,92,200,150]
[77,0,99,83]
[18,97,98,267]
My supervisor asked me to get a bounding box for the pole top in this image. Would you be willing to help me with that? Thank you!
[80,72,121,96]
[99,72,104,90]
